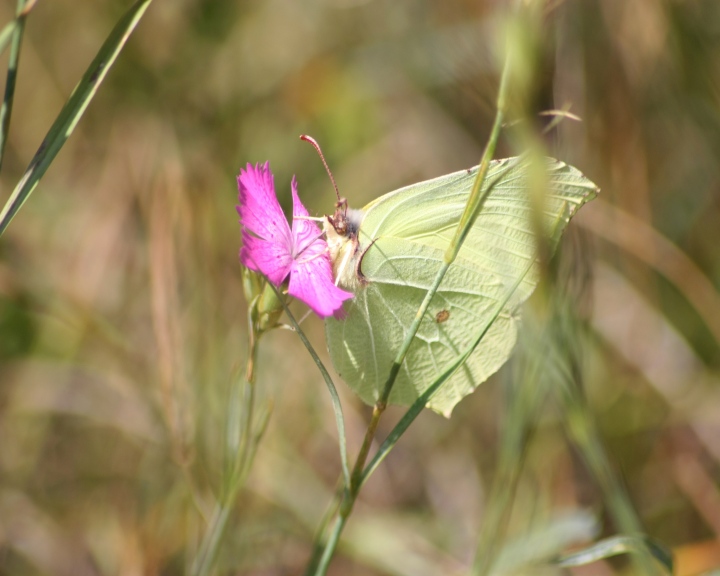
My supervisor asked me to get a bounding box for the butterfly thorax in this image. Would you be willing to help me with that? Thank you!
[324,200,365,291]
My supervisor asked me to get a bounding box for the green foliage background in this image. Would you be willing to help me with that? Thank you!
[1,0,719,574]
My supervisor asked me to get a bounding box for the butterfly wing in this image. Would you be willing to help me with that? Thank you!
[326,157,598,415]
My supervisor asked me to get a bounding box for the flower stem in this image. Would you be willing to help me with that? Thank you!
[350,403,383,490]
[314,510,350,575]
[308,404,381,576]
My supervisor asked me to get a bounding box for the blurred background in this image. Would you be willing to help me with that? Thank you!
[1,0,719,574]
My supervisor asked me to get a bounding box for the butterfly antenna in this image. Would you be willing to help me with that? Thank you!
[300,135,343,205]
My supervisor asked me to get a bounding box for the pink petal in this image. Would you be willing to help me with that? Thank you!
[237,162,291,244]
[240,231,293,286]
[238,164,354,318]
[237,162,293,285]
[288,254,354,318]
[287,176,353,317]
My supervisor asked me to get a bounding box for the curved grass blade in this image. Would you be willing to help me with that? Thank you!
[489,511,599,574]
[0,0,153,236]
[554,535,673,574]
[0,0,37,171]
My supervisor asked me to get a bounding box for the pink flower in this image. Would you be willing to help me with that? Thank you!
[237,162,353,318]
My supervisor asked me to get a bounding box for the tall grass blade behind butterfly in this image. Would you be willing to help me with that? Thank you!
[301,136,599,416]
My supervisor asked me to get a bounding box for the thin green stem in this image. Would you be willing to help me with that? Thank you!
[236,322,258,482]
[308,398,381,576]
[350,404,382,491]
[314,512,350,576]
[308,403,383,576]
[444,49,511,265]
[304,482,344,576]
[192,503,233,576]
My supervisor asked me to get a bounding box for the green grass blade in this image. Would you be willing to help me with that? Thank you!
[554,535,673,573]
[374,72,512,408]
[0,0,36,172]
[0,20,18,57]
[0,0,153,236]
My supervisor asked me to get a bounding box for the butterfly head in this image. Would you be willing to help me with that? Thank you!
[324,199,365,291]
[327,198,362,237]
[298,135,366,291]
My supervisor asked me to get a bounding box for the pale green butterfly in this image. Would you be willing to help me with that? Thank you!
[322,155,598,416]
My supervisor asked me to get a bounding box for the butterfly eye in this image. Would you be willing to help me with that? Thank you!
[329,204,349,236]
